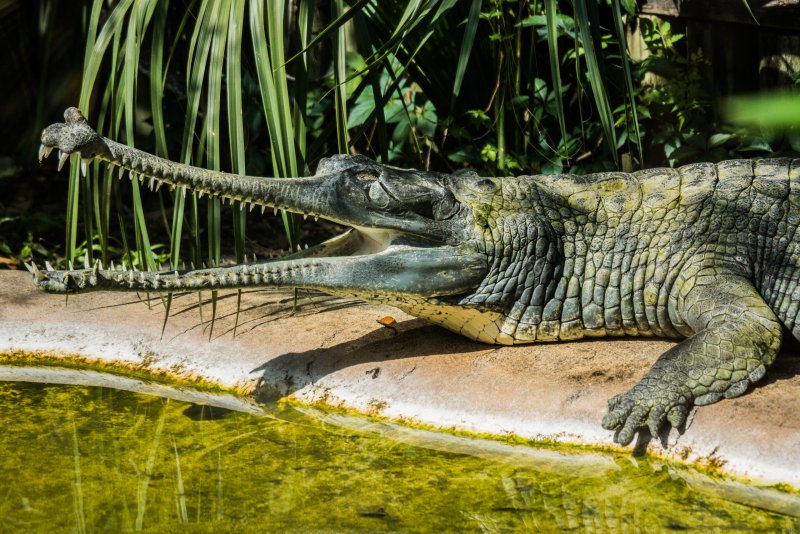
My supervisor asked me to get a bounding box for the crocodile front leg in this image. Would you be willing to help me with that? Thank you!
[602,268,782,445]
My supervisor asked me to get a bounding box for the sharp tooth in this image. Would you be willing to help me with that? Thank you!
[182,185,187,198]
[240,202,245,211]
[119,167,125,180]
[58,151,69,171]
[80,158,89,177]
[130,171,136,182]
[314,215,319,221]
[68,260,74,270]
[83,254,90,269]
[45,261,54,271]
[110,261,115,271]
[304,244,308,249]
[303,213,308,220]
[149,177,155,190]
[249,203,255,212]
[273,207,278,216]
[297,244,302,252]
[155,180,163,192]
[260,205,266,214]
[38,144,47,161]
[198,189,204,199]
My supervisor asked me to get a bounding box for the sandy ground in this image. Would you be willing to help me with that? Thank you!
[1,270,798,486]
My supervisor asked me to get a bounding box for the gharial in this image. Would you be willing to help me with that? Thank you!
[32,107,800,446]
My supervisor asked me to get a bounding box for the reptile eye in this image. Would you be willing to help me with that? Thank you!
[356,171,379,182]
[433,197,459,220]
[368,180,393,208]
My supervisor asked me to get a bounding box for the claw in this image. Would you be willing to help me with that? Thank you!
[666,405,687,428]
[617,406,647,446]
[58,151,69,171]
[647,404,666,437]
[601,396,631,430]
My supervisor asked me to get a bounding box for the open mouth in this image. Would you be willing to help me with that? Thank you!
[32,108,487,299]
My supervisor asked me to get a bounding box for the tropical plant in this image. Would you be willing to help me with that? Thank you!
[67,0,646,274]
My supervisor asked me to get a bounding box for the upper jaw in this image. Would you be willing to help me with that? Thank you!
[38,110,450,246]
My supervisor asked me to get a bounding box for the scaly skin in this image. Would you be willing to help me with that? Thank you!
[33,108,800,445]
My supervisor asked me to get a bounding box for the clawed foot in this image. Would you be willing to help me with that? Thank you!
[601,382,692,446]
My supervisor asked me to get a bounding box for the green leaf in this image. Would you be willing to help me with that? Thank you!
[707,133,733,149]
[544,0,566,146]
[450,0,482,115]
[541,159,563,174]
[574,0,618,166]
[348,87,377,129]
[332,0,349,153]
[620,0,635,16]
[740,0,759,24]
[611,0,642,167]
[736,138,773,153]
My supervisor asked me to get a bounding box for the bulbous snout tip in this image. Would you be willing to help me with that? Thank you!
[64,107,87,124]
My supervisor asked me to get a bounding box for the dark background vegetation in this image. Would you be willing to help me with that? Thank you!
[0,0,798,271]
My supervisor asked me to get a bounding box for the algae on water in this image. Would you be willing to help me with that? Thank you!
[0,381,797,532]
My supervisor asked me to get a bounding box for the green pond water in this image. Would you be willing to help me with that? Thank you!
[0,376,798,533]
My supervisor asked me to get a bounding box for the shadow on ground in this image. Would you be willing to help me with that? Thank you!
[250,319,488,401]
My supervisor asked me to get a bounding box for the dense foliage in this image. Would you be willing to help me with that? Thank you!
[0,0,797,271]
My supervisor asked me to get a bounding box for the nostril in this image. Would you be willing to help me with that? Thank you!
[64,107,87,124]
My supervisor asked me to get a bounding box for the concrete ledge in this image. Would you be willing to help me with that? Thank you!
[1,271,798,487]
